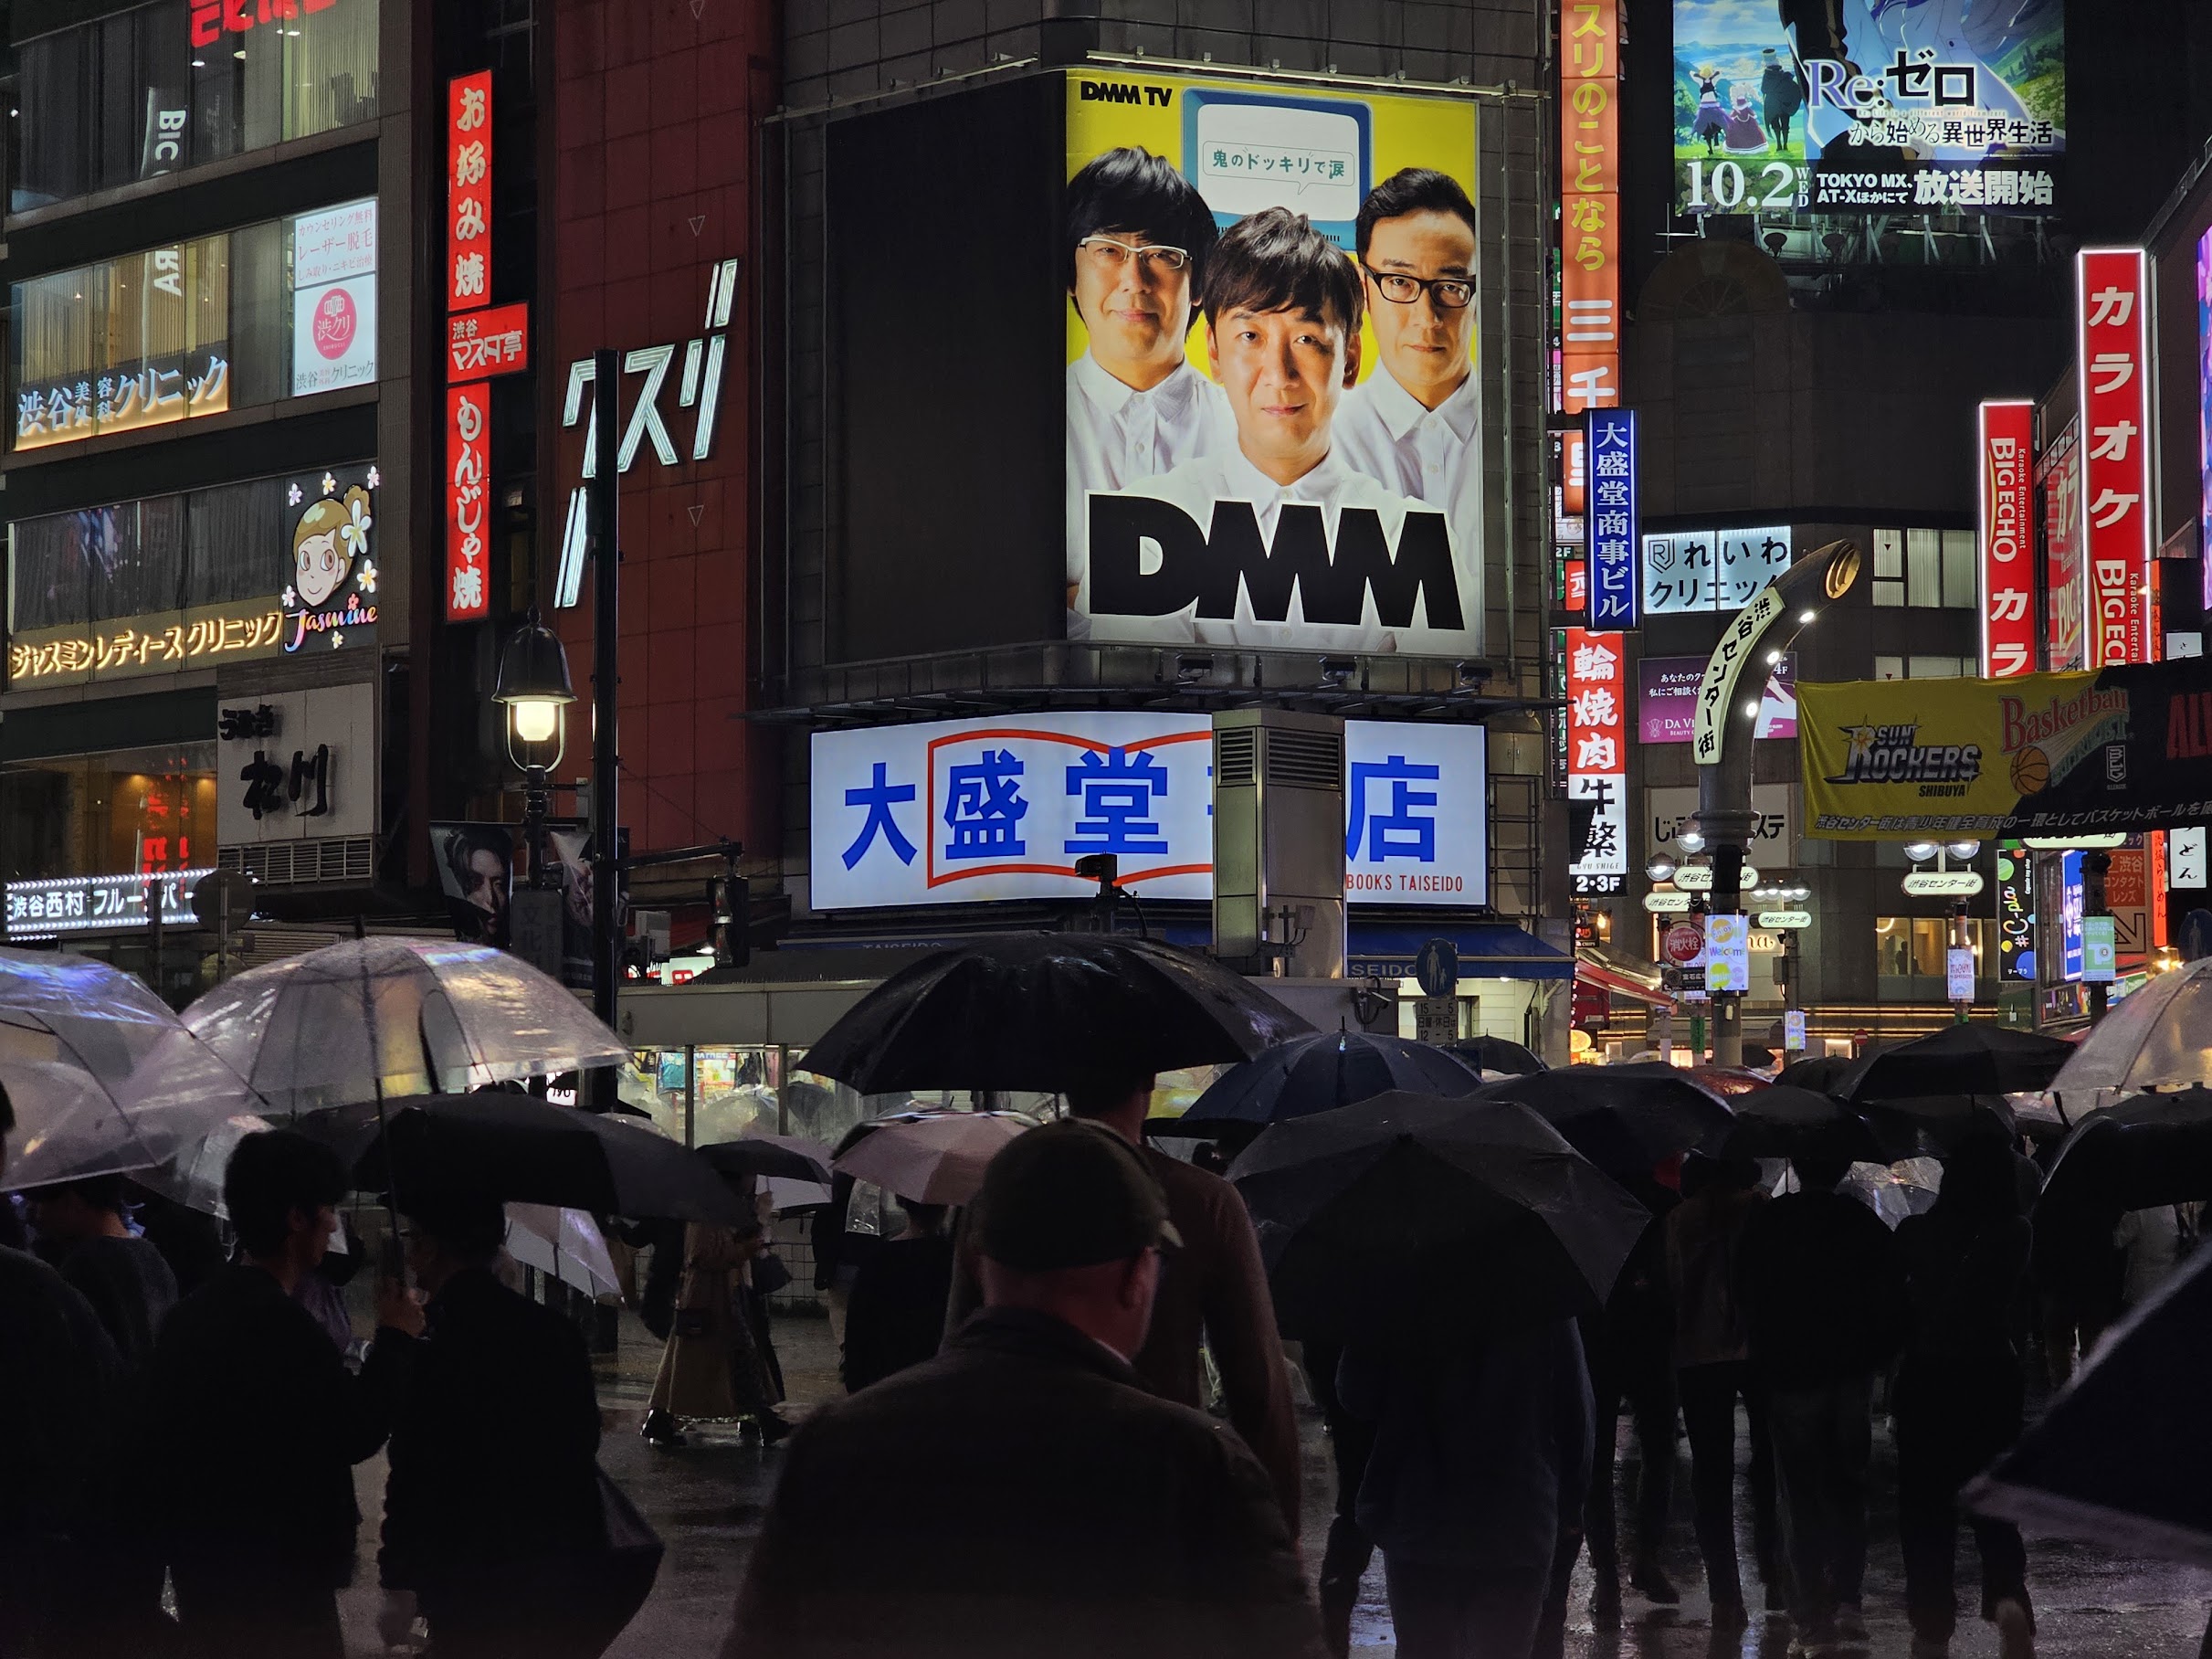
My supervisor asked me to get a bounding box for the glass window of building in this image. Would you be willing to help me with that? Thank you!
[1872,530,1905,608]
[1906,655,1965,679]
[0,742,217,881]
[12,199,376,452]
[12,0,380,215]
[1940,530,1976,608]
[1906,529,1942,608]
[1874,655,1903,680]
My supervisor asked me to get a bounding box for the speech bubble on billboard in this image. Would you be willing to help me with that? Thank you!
[1188,96,1365,229]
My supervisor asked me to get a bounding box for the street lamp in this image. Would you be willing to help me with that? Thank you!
[495,614,575,896]
[1676,830,1707,854]
[1647,855,1678,882]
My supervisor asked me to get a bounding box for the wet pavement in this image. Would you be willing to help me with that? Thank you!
[332,1305,2212,1656]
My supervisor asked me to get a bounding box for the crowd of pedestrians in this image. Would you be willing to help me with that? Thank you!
[0,1061,2154,1659]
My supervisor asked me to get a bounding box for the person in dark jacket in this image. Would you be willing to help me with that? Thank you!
[1667,1155,1777,1625]
[1893,1137,2036,1659]
[26,1174,177,1368]
[142,1130,419,1659]
[128,1180,227,1298]
[840,1196,955,1392]
[378,1193,607,1659]
[1580,1181,1681,1619]
[0,1085,127,1658]
[1340,1316,1593,1659]
[1743,1147,1906,1656]
[725,1118,1322,1659]
[944,1072,1304,1538]
[1305,1336,1379,1659]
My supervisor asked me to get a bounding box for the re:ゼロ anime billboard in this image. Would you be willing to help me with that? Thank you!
[1671,0,2062,216]
[1064,71,1483,657]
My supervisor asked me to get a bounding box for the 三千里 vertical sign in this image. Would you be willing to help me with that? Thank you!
[1585,408,1638,629]
[2076,248,2151,669]
[1977,399,2035,677]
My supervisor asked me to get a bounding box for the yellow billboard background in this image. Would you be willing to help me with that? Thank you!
[1062,69,1480,382]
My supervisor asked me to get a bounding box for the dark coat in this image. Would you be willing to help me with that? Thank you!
[723,1306,1324,1659]
[1337,1317,1593,1577]
[947,1145,1303,1534]
[840,1233,955,1392]
[0,1246,121,1546]
[142,1263,406,1586]
[1741,1187,1907,1390]
[58,1234,177,1370]
[379,1266,604,1615]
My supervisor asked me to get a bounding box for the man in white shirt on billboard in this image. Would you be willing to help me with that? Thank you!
[1101,208,1462,654]
[1065,147,1234,634]
[1334,167,1484,633]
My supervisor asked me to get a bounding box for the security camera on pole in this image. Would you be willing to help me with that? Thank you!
[1689,540,1862,1068]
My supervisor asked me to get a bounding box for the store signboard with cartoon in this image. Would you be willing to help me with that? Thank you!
[280,464,381,654]
[1671,0,2062,215]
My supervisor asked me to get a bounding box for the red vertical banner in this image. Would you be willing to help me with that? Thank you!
[448,71,492,314]
[1560,0,1620,415]
[2076,248,2152,669]
[1977,400,2036,677]
[447,383,490,621]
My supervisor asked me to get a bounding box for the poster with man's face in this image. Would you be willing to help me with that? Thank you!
[1064,71,1483,658]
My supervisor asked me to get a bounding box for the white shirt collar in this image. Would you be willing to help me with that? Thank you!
[1364,365,1479,445]
[1217,443,1359,504]
[1072,352,1205,418]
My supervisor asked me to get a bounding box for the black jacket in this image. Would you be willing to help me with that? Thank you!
[58,1235,177,1371]
[724,1307,1323,1659]
[840,1233,955,1393]
[379,1266,603,1611]
[1742,1188,1906,1390]
[142,1263,407,1585]
[0,1247,121,1548]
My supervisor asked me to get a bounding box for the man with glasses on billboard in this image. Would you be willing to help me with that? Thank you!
[1335,168,1482,624]
[1065,147,1233,633]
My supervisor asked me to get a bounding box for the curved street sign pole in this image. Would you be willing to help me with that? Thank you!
[1691,540,1862,1067]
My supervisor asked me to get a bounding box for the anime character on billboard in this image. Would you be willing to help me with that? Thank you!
[281,470,379,652]
[1111,208,1444,652]
[1063,147,1235,632]
[1722,85,1770,153]
[1691,69,1728,152]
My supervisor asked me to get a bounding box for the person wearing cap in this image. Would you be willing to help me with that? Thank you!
[946,1070,1303,1537]
[724,1119,1323,1659]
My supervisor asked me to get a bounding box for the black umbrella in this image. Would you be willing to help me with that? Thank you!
[1863,1094,2020,1159]
[1227,1091,1649,1341]
[797,933,1312,1094]
[1445,1034,1546,1076]
[1967,1242,2212,1567]
[697,1136,835,1185]
[1721,1085,1888,1165]
[298,1095,747,1224]
[1168,1032,1480,1142]
[1775,1053,1855,1092]
[1834,1024,2072,1104]
[1474,1063,1734,1184]
[2032,1089,2212,1246]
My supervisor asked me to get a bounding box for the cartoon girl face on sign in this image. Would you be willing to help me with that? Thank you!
[292,487,374,608]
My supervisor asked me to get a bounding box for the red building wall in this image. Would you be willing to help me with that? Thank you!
[547,0,776,859]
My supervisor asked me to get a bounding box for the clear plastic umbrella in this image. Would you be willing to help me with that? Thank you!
[505,1203,622,1298]
[2048,957,2212,1119]
[0,948,270,1192]
[182,938,629,1117]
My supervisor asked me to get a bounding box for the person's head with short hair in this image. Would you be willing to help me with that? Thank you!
[25,1174,130,1245]
[225,1129,348,1283]
[973,1119,1182,1362]
[1200,206,1364,487]
[1064,1070,1157,1128]
[1932,1133,2018,1227]
[1066,147,1218,394]
[401,1190,509,1296]
[1789,1149,1851,1195]
[1354,167,1478,412]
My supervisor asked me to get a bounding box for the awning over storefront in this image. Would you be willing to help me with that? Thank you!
[1576,945,1676,1008]
[1348,924,1573,983]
